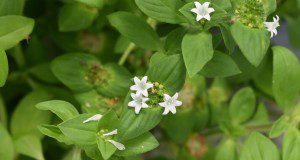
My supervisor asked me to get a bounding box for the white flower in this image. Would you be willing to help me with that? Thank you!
[130,76,153,97]
[159,93,182,115]
[102,129,125,150]
[83,114,102,123]
[103,129,118,137]
[108,140,125,150]
[264,15,280,38]
[191,2,215,21]
[85,102,91,108]
[128,93,149,114]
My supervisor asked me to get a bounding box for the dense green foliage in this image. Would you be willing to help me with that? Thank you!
[0,0,300,160]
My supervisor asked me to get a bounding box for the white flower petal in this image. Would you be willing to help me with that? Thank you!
[141,90,148,97]
[174,100,182,106]
[191,8,198,14]
[135,106,142,114]
[207,8,215,13]
[204,14,211,21]
[194,1,202,8]
[83,114,102,123]
[173,93,179,99]
[196,15,203,21]
[169,106,177,114]
[164,94,171,101]
[142,102,148,108]
[159,102,167,108]
[141,76,148,83]
[203,2,210,8]
[162,108,170,115]
[130,85,138,91]
[146,83,153,89]
[103,129,118,137]
[108,140,125,150]
[128,101,137,107]
[133,77,140,84]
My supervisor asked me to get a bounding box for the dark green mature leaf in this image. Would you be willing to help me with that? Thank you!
[108,12,162,51]
[97,138,116,160]
[282,128,300,160]
[118,103,163,141]
[0,50,8,87]
[0,95,6,127]
[147,54,186,94]
[0,123,14,160]
[229,87,256,124]
[215,138,238,160]
[116,132,159,156]
[286,16,300,49]
[182,32,214,77]
[240,132,280,160]
[200,51,241,77]
[220,24,236,54]
[28,63,60,84]
[58,3,98,32]
[36,100,79,121]
[38,124,72,144]
[75,0,104,8]
[231,22,270,66]
[135,0,186,24]
[164,27,187,54]
[272,46,300,109]
[58,114,98,145]
[0,15,34,50]
[14,134,44,160]
[0,0,25,16]
[10,90,52,138]
[269,115,290,138]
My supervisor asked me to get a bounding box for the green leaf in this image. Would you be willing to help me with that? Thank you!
[282,128,300,160]
[14,134,45,160]
[272,46,300,109]
[36,100,79,121]
[240,132,280,160]
[58,3,98,32]
[261,0,276,15]
[10,90,52,138]
[118,103,163,141]
[164,27,187,54]
[62,147,81,160]
[231,22,270,66]
[135,0,186,24]
[0,0,25,16]
[82,145,104,160]
[0,95,7,127]
[182,32,214,77]
[97,138,116,160]
[215,138,237,160]
[75,0,104,8]
[116,132,159,156]
[0,50,8,87]
[108,12,162,51]
[28,63,60,84]
[200,51,241,77]
[220,24,236,54]
[247,103,269,126]
[286,16,300,50]
[229,87,256,124]
[0,123,14,160]
[58,114,98,145]
[38,124,72,144]
[269,115,290,138]
[147,54,186,94]
[0,15,34,50]
[98,109,119,131]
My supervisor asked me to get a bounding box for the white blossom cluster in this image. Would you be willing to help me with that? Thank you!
[128,76,182,115]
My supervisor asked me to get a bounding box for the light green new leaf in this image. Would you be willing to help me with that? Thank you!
[182,32,214,77]
[240,132,280,160]
[38,124,72,144]
[135,0,186,24]
[247,103,269,126]
[0,123,14,160]
[97,138,116,160]
[0,0,25,16]
[229,87,256,124]
[231,22,270,66]
[75,0,104,8]
[215,138,238,160]
[58,114,98,145]
[147,54,186,94]
[116,132,159,156]
[36,100,79,121]
[200,51,241,77]
[59,3,98,32]
[282,128,300,160]
[269,115,290,138]
[0,50,8,87]
[10,90,52,138]
[272,46,300,109]
[14,134,45,160]
[98,109,119,131]
[0,15,34,50]
[108,12,162,51]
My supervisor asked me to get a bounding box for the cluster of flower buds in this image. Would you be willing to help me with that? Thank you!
[128,76,182,115]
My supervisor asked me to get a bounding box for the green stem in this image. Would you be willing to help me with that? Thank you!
[118,43,135,65]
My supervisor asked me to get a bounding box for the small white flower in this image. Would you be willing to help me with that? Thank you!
[83,114,102,123]
[159,93,182,115]
[85,102,91,108]
[103,129,118,137]
[264,15,280,38]
[128,93,149,114]
[191,2,215,21]
[108,140,125,150]
[130,76,153,97]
